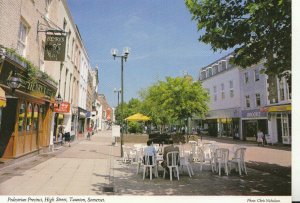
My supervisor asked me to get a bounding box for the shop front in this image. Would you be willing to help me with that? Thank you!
[241,109,268,141]
[52,101,71,143]
[78,107,88,138]
[203,108,241,138]
[266,104,291,144]
[0,53,57,158]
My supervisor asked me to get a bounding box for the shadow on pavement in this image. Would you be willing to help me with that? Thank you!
[103,160,291,196]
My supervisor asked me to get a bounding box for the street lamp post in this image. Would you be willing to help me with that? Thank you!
[111,47,130,157]
[113,88,121,106]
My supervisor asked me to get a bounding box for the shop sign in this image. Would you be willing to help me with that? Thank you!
[267,104,291,112]
[106,108,111,121]
[26,80,56,98]
[241,109,267,118]
[44,34,66,61]
[54,102,70,113]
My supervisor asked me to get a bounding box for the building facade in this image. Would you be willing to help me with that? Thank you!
[199,53,291,144]
[239,62,269,141]
[199,54,242,138]
[0,0,57,158]
[0,0,99,158]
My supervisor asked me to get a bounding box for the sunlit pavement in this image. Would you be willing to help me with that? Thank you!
[0,130,291,196]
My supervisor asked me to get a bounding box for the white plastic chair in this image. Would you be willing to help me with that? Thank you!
[122,145,132,163]
[214,148,229,176]
[130,148,144,174]
[193,147,215,172]
[143,155,158,180]
[229,147,247,176]
[163,151,180,181]
[180,153,194,177]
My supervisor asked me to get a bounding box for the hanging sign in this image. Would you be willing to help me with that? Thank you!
[44,34,66,61]
[54,102,70,113]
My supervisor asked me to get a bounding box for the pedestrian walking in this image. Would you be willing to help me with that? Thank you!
[87,125,92,140]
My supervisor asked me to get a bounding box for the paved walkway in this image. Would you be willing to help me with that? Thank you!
[0,130,291,196]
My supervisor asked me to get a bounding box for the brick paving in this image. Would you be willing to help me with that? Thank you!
[0,130,291,196]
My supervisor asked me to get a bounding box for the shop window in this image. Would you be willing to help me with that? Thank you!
[18,102,26,132]
[39,106,44,129]
[26,103,33,131]
[33,105,39,130]
[245,95,250,108]
[282,114,290,137]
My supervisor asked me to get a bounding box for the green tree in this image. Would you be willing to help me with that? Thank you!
[114,98,142,125]
[140,76,209,133]
[185,0,291,77]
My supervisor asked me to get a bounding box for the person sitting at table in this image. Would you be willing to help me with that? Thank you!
[143,140,156,165]
[161,143,180,172]
[143,140,156,177]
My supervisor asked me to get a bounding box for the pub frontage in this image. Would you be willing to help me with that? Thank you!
[0,49,57,159]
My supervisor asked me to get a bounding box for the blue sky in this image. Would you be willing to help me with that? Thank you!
[67,0,233,107]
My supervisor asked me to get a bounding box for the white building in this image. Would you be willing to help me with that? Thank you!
[199,54,242,138]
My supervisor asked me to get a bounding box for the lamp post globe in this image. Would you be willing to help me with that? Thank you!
[111,47,130,157]
[7,70,22,93]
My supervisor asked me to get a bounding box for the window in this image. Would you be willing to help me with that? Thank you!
[33,105,39,130]
[227,56,234,68]
[254,69,260,81]
[221,83,225,99]
[208,68,212,77]
[279,78,285,101]
[221,92,225,99]
[256,94,261,107]
[230,89,234,97]
[286,77,291,100]
[219,60,226,71]
[245,95,250,108]
[26,103,33,131]
[201,71,206,80]
[244,72,249,84]
[18,102,26,132]
[17,20,28,56]
[229,80,234,97]
[212,65,218,75]
[213,86,217,93]
[229,80,233,88]
[214,94,217,101]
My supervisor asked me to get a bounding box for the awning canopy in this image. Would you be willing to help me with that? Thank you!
[125,113,151,121]
[0,87,6,108]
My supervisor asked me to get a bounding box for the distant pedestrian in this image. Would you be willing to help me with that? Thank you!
[257,129,265,146]
[87,125,92,140]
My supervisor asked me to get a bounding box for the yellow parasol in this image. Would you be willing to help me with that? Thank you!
[125,113,151,121]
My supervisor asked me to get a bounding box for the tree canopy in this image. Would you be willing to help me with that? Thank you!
[185,0,291,77]
[140,76,209,126]
[114,98,142,124]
